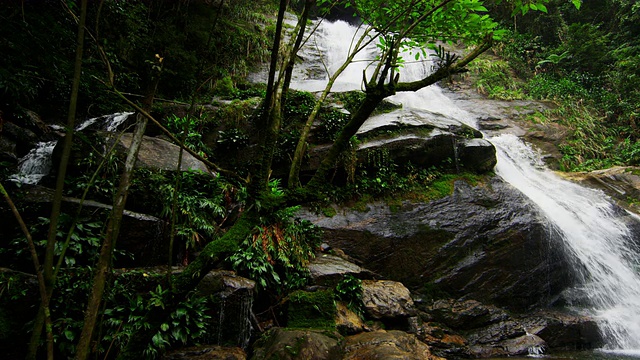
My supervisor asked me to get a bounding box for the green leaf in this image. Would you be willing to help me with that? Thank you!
[537,3,548,12]
[572,0,581,9]
[160,323,169,332]
[529,3,538,10]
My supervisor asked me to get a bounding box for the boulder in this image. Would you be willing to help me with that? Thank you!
[300,177,574,311]
[308,254,375,286]
[523,310,603,350]
[116,133,209,172]
[457,138,496,173]
[469,333,546,358]
[343,330,444,360]
[250,328,342,360]
[52,131,210,178]
[304,109,495,176]
[162,345,246,360]
[427,299,509,331]
[336,302,367,335]
[361,280,416,320]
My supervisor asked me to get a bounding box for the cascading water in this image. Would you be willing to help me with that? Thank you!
[296,19,640,355]
[10,112,133,185]
[492,133,640,354]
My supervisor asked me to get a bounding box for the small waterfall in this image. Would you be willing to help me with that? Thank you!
[296,19,640,354]
[10,141,58,184]
[10,112,133,184]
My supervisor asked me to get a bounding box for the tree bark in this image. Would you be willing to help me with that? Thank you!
[28,1,88,358]
[75,52,162,359]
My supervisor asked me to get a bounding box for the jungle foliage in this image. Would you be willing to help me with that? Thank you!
[478,0,640,170]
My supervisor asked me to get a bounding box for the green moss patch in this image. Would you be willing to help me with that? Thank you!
[287,290,336,329]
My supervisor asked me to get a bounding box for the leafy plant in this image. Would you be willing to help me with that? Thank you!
[335,275,364,316]
[165,115,208,154]
[228,180,321,292]
[103,280,211,358]
[157,171,226,256]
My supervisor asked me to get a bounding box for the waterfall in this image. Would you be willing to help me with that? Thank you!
[10,112,133,184]
[296,19,640,355]
[492,134,640,354]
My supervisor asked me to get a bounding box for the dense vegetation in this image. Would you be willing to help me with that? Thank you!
[470,0,640,170]
[0,0,275,120]
[3,0,637,359]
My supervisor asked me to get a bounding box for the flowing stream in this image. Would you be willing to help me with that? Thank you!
[293,19,640,355]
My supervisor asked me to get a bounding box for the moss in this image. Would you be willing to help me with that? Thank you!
[321,206,337,217]
[287,290,336,329]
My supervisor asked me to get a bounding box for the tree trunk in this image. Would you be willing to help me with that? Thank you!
[28,1,88,358]
[75,54,163,359]
[305,90,386,192]
[288,25,374,188]
[74,112,148,360]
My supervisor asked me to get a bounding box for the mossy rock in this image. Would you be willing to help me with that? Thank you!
[287,290,336,329]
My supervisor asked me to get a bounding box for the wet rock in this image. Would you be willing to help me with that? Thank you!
[343,330,444,360]
[469,333,546,358]
[250,328,342,360]
[564,166,640,215]
[523,310,604,350]
[300,177,573,311]
[410,321,470,358]
[465,319,525,344]
[361,280,416,320]
[308,254,375,286]
[162,345,246,360]
[457,138,496,172]
[427,299,510,331]
[3,122,39,156]
[197,270,255,349]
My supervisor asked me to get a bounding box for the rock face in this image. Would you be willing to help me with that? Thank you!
[300,177,574,311]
